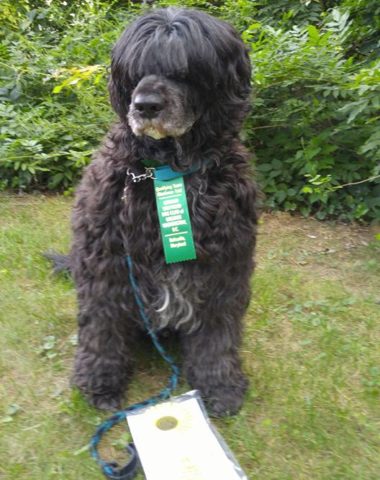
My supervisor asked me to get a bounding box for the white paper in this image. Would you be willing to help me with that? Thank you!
[127,391,246,480]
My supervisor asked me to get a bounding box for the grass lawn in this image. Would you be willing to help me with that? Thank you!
[0,193,379,480]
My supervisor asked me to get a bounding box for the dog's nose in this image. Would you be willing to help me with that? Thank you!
[134,94,164,119]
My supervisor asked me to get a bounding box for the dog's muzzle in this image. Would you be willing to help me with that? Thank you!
[133,93,165,120]
[128,75,195,140]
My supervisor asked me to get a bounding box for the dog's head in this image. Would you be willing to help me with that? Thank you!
[109,8,251,141]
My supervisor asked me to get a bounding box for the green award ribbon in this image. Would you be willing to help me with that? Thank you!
[153,165,197,264]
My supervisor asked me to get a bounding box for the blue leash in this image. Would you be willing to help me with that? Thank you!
[89,255,180,479]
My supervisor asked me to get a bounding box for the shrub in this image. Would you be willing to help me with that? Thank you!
[244,8,380,221]
[0,1,136,191]
[1,0,379,222]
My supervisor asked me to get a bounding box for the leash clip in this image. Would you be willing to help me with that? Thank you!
[122,167,155,201]
[126,167,155,183]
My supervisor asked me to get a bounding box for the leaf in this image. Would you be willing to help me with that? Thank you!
[9,86,22,101]
[300,206,311,217]
[73,444,90,456]
[0,404,22,423]
[340,100,369,124]
[359,130,380,154]
[275,191,287,203]
[49,173,64,188]
[354,204,369,219]
[6,404,21,416]
[257,163,273,172]
[307,25,320,44]
[0,416,14,424]
[316,211,327,220]
[52,85,63,94]
[42,336,56,350]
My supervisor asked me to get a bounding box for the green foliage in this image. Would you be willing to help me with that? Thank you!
[0,0,379,221]
[244,7,380,221]
[341,0,380,61]
[0,1,136,191]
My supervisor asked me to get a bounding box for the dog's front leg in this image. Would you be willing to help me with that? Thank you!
[181,315,248,417]
[72,280,136,411]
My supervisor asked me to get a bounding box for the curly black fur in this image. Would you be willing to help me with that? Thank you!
[70,7,258,415]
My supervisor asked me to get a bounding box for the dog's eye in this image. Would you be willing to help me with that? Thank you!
[166,72,188,83]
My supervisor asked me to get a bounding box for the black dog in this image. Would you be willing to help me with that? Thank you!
[69,7,258,416]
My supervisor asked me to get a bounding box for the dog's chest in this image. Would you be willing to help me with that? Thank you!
[152,267,202,332]
[121,175,209,251]
[121,179,210,331]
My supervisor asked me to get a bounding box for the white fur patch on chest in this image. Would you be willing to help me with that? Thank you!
[153,272,201,333]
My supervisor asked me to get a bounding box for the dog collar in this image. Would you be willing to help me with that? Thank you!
[125,161,207,184]
[123,160,206,263]
[153,163,204,181]
[122,159,212,262]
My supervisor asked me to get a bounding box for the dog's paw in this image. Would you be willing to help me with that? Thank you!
[205,382,248,417]
[89,392,123,411]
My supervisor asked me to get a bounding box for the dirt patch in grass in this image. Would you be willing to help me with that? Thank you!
[257,212,379,297]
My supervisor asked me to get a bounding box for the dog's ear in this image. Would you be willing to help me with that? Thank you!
[226,38,252,99]
[108,75,129,120]
[208,20,251,102]
[108,28,138,121]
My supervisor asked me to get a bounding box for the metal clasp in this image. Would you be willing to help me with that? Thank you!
[122,167,156,202]
[126,167,155,183]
